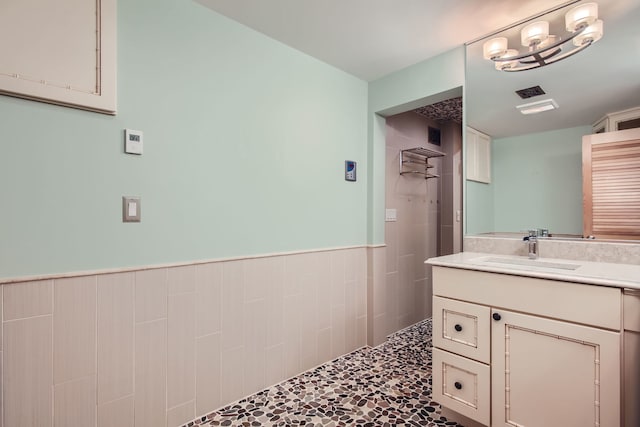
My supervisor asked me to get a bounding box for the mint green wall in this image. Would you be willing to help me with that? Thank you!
[466,181,495,234]
[0,0,368,280]
[491,126,591,235]
[367,48,465,244]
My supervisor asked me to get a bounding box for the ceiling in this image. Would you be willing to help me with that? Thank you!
[196,0,575,81]
[197,0,640,137]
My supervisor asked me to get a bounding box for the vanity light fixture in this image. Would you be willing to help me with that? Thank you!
[483,2,603,72]
[516,98,559,115]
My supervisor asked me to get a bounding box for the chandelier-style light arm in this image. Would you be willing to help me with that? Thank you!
[492,21,589,64]
[501,40,592,72]
[483,2,603,72]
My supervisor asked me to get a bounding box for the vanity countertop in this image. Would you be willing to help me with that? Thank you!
[426,252,640,290]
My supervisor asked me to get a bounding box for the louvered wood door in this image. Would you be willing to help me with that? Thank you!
[583,128,640,240]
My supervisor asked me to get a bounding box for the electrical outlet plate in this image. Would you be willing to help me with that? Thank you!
[122,196,141,222]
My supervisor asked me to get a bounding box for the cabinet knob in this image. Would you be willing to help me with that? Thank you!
[454,381,462,390]
[493,312,502,321]
[454,324,463,332]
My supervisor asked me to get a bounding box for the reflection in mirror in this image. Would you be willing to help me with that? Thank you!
[464,0,640,240]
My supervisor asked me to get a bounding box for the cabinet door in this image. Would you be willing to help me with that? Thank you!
[610,107,640,131]
[466,128,491,184]
[0,0,116,114]
[624,290,640,426]
[582,128,640,240]
[624,330,640,427]
[491,309,620,427]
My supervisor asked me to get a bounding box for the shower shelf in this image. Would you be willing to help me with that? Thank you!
[399,147,445,179]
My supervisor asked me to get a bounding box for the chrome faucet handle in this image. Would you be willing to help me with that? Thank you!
[522,230,539,259]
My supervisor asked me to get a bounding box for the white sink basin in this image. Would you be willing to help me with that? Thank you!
[480,257,581,271]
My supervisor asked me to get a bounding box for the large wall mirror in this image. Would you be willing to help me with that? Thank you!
[465,0,640,240]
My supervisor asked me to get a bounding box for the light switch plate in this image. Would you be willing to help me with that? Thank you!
[124,129,143,155]
[122,196,141,222]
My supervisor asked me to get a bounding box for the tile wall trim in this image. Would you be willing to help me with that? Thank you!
[0,244,386,285]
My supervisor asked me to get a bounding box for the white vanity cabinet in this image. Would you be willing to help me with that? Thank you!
[623,290,640,427]
[431,266,621,427]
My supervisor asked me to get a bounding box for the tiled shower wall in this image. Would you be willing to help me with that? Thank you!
[0,247,367,427]
[439,121,463,255]
[379,112,442,345]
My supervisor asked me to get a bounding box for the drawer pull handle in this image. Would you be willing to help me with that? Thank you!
[493,312,502,321]
[454,382,463,390]
[454,324,463,332]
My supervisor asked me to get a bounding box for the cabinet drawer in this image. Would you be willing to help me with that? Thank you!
[432,348,490,426]
[433,296,490,363]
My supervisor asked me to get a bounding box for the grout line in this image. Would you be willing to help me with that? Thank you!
[97,393,135,408]
[135,317,167,326]
[93,275,98,427]
[0,283,2,423]
[0,349,2,427]
[194,327,199,417]
[132,272,137,427]
[166,399,193,415]
[50,301,54,426]
[2,313,53,324]
[51,373,96,388]
[165,267,169,420]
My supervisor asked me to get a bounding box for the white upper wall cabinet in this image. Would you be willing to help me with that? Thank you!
[466,127,491,184]
[0,0,116,114]
[593,106,640,134]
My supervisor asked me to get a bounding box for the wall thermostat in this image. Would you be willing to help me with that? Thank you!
[345,160,356,181]
[125,129,143,155]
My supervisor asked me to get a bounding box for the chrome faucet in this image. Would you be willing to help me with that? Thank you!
[524,229,539,259]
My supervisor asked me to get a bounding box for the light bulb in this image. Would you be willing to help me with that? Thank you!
[521,21,549,47]
[573,19,603,46]
[483,37,508,60]
[495,49,520,70]
[565,2,598,32]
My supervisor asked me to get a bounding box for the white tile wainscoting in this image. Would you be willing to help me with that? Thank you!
[0,246,389,427]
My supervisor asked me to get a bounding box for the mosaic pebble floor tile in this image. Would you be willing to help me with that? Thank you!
[183,319,465,427]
